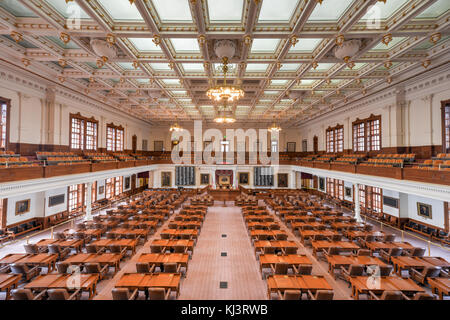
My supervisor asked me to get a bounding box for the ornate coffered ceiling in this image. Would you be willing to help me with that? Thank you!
[0,0,448,127]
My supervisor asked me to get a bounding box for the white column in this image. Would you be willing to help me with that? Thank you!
[85,182,93,221]
[354,183,362,223]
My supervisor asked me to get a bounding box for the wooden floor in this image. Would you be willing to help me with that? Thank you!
[1,199,449,300]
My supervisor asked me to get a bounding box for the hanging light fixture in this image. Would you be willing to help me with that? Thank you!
[268,116,282,133]
[214,101,236,123]
[206,40,244,103]
[169,117,183,132]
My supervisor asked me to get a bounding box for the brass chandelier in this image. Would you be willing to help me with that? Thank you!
[206,57,244,103]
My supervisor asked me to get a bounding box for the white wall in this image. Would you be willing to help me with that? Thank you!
[6,192,44,226]
[45,187,67,216]
[406,194,445,228]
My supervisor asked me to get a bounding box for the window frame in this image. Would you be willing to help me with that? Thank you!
[442,100,450,153]
[352,114,381,153]
[326,124,344,153]
[69,113,98,151]
[106,123,124,152]
[0,97,11,150]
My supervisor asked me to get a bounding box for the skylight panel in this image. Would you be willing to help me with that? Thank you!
[0,0,37,17]
[270,80,288,85]
[289,38,322,52]
[415,0,450,19]
[258,0,299,22]
[360,0,409,20]
[149,63,172,71]
[308,0,353,21]
[117,62,136,70]
[250,39,280,53]
[45,0,90,19]
[208,0,244,21]
[279,63,300,72]
[182,63,204,72]
[97,0,143,21]
[46,36,79,49]
[128,38,162,52]
[371,37,407,51]
[170,38,200,53]
[152,0,193,22]
[310,63,335,71]
[162,79,181,85]
[246,64,269,72]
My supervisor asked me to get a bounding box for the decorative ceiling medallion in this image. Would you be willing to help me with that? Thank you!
[336,35,345,47]
[10,31,23,43]
[90,39,117,61]
[381,33,392,46]
[422,59,431,69]
[243,35,252,46]
[198,35,206,46]
[152,35,161,46]
[58,59,67,67]
[60,32,71,44]
[290,36,299,47]
[333,39,361,63]
[21,58,30,67]
[384,60,392,69]
[429,33,441,44]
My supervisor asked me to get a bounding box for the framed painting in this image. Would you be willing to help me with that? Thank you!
[15,199,30,215]
[125,176,131,189]
[161,172,172,187]
[287,142,296,152]
[238,172,249,185]
[48,194,65,207]
[277,173,288,188]
[417,202,432,219]
[200,173,210,185]
[98,185,105,195]
[345,187,352,197]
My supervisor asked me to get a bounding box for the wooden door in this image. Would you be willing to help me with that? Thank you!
[132,135,137,153]
[313,136,318,154]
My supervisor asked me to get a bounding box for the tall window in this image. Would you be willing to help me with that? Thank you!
[352,115,381,152]
[106,124,124,152]
[105,178,113,199]
[271,141,278,153]
[326,125,343,153]
[70,113,98,151]
[115,176,123,196]
[326,178,344,200]
[442,101,450,153]
[68,184,84,212]
[220,140,230,152]
[91,181,97,203]
[358,185,383,213]
[0,98,10,150]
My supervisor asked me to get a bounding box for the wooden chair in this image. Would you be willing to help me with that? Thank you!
[340,264,365,286]
[307,290,334,300]
[369,290,404,300]
[48,244,71,260]
[11,288,47,300]
[410,267,443,285]
[10,263,41,282]
[163,263,181,273]
[84,263,109,280]
[354,249,371,256]
[55,262,69,274]
[278,290,301,300]
[112,288,139,300]
[408,247,426,257]
[148,288,170,300]
[47,288,81,300]
[379,247,403,263]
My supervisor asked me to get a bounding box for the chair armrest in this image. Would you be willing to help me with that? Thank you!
[400,292,410,300]
[29,266,41,274]
[409,268,421,277]
[129,288,139,300]
[164,288,171,300]
[68,289,81,300]
[97,247,106,254]
[368,291,380,300]
[120,248,127,256]
[149,264,156,273]
[33,290,47,300]
[100,264,109,275]
[292,265,299,274]
[340,266,349,276]
[270,264,276,273]
[307,290,315,300]
[0,265,10,273]
[440,270,449,278]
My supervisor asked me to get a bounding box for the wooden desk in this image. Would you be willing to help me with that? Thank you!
[291,222,325,231]
[24,274,99,299]
[249,230,287,240]
[428,277,450,300]
[311,241,360,256]
[259,254,312,274]
[137,253,189,272]
[0,253,28,266]
[109,228,149,241]
[365,241,416,254]
[160,229,199,240]
[326,255,386,279]
[64,253,122,274]
[13,253,58,272]
[349,276,425,300]
[247,222,280,230]
[176,214,204,222]
[168,221,202,230]
[150,239,195,252]
[266,275,332,299]
[330,222,363,231]
[36,239,84,253]
[91,239,138,255]
[344,230,384,241]
[135,214,165,223]
[115,273,181,298]
[0,274,21,300]
[245,215,274,223]
[298,230,340,242]
[254,240,298,253]
[421,257,450,270]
